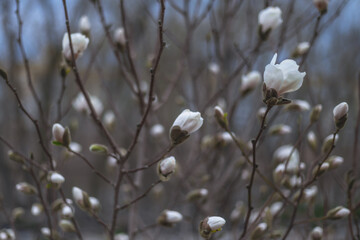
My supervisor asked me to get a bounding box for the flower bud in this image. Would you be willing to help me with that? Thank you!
[103,111,116,129]
[333,102,348,129]
[310,226,323,240]
[170,109,203,145]
[257,107,267,120]
[8,150,24,164]
[89,196,101,213]
[303,186,318,202]
[251,222,267,240]
[240,71,261,95]
[284,99,310,111]
[52,123,65,144]
[69,142,82,154]
[12,207,24,221]
[214,106,227,129]
[293,42,310,58]
[89,144,108,154]
[186,188,208,202]
[208,62,220,75]
[79,16,91,35]
[62,33,89,62]
[157,156,176,181]
[41,227,51,237]
[268,124,292,135]
[199,216,226,239]
[258,7,283,40]
[310,104,322,123]
[114,233,129,240]
[327,155,344,169]
[114,28,126,46]
[230,202,245,222]
[157,210,183,227]
[321,134,338,153]
[307,131,317,151]
[0,229,14,240]
[150,124,165,137]
[313,162,329,177]
[273,164,285,184]
[61,205,74,219]
[16,182,37,195]
[106,156,118,171]
[326,206,350,220]
[49,172,65,185]
[313,0,329,14]
[31,203,43,216]
[72,187,91,210]
[59,219,76,232]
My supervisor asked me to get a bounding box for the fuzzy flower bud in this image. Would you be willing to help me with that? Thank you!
[251,222,268,240]
[114,233,129,240]
[61,205,74,219]
[333,102,348,129]
[59,219,76,232]
[327,155,344,169]
[310,226,323,240]
[49,172,65,185]
[293,42,310,57]
[0,229,14,240]
[103,111,116,129]
[72,93,103,116]
[240,71,261,95]
[307,131,317,151]
[170,109,203,145]
[31,203,43,216]
[199,216,226,239]
[16,182,37,195]
[150,124,165,137]
[114,28,126,46]
[158,156,176,181]
[186,188,208,202]
[326,206,350,220]
[284,99,310,111]
[89,197,101,212]
[157,210,183,227]
[208,62,220,74]
[310,104,322,123]
[72,187,91,210]
[269,124,292,135]
[52,123,65,143]
[62,33,89,62]
[303,186,318,202]
[322,134,338,153]
[79,16,91,35]
[12,207,24,221]
[214,106,227,129]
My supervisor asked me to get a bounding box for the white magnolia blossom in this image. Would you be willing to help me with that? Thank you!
[258,7,283,33]
[72,93,104,116]
[333,102,349,121]
[62,33,89,61]
[50,172,65,184]
[208,62,220,74]
[150,124,165,137]
[207,216,226,231]
[52,123,65,143]
[171,109,203,134]
[264,53,306,95]
[159,156,176,176]
[114,28,126,45]
[79,15,91,33]
[241,71,261,93]
[164,210,183,223]
[296,42,310,55]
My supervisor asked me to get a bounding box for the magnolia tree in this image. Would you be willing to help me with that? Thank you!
[0,0,357,239]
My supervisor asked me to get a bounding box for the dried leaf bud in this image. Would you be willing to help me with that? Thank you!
[186,188,208,202]
[89,144,108,154]
[170,109,203,145]
[310,104,322,123]
[158,156,176,181]
[199,216,226,239]
[333,102,348,129]
[307,131,317,151]
[326,206,350,220]
[321,134,338,153]
[157,210,183,227]
[268,124,292,135]
[59,219,76,232]
[214,106,227,129]
[31,203,43,216]
[16,182,37,195]
[310,226,323,240]
[251,222,268,240]
[314,0,329,14]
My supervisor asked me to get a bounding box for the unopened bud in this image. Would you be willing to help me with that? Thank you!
[114,28,126,46]
[41,227,51,237]
[61,205,74,219]
[186,188,208,202]
[327,155,344,169]
[150,124,165,137]
[214,106,227,129]
[268,124,292,135]
[89,197,101,213]
[310,104,322,123]
[307,131,317,151]
[313,0,329,14]
[310,226,323,240]
[333,102,348,129]
[326,206,350,220]
[52,123,65,144]
[157,210,183,227]
[251,222,268,240]
[240,71,261,95]
[292,42,310,58]
[31,203,43,216]
[103,111,116,129]
[199,216,226,239]
[89,144,108,154]
[321,134,338,153]
[79,16,91,35]
[12,207,24,221]
[313,162,329,177]
[284,99,310,111]
[16,182,37,195]
[59,219,76,232]
[8,150,24,164]
[157,156,176,181]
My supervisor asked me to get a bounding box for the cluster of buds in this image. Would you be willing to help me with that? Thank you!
[199,216,226,239]
[170,109,203,145]
[157,210,183,227]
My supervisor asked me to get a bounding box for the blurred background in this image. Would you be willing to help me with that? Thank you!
[0,0,359,239]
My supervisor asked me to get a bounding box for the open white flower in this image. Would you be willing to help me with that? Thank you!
[264,53,306,96]
[62,33,89,61]
[258,7,283,33]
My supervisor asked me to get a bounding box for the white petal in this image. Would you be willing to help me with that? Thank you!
[264,64,283,91]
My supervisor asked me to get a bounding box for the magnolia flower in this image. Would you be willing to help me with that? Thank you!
[157,210,183,226]
[310,226,323,240]
[114,28,126,45]
[240,71,261,94]
[264,53,306,97]
[158,156,176,181]
[150,124,165,137]
[200,216,226,238]
[72,93,104,116]
[333,102,348,129]
[258,7,283,33]
[208,62,220,74]
[52,123,65,143]
[62,33,89,61]
[170,109,203,144]
[79,16,91,34]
